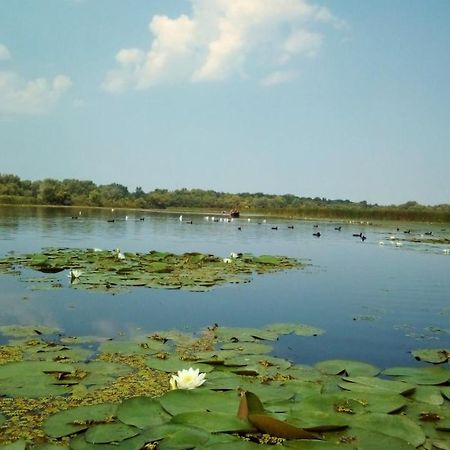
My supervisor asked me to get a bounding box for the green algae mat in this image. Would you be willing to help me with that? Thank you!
[0,323,449,449]
[0,248,304,292]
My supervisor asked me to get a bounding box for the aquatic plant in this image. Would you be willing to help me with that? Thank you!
[0,248,304,293]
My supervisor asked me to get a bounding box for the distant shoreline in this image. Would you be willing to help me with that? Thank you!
[1,202,449,225]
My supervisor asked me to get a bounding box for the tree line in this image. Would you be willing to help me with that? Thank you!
[1,173,449,222]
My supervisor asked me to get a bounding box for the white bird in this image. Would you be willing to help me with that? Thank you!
[263,219,266,223]
[205,216,209,221]
[125,215,128,221]
[379,241,384,246]
[395,242,403,247]
[230,252,239,259]
[443,249,450,254]
[247,218,251,222]
[179,215,183,221]
[223,258,232,263]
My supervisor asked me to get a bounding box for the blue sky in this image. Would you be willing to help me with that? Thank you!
[1,0,449,206]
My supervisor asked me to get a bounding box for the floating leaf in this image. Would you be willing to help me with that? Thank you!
[160,389,239,416]
[117,396,170,429]
[339,376,415,395]
[0,325,61,337]
[213,326,278,342]
[0,441,27,450]
[84,423,140,444]
[411,386,444,405]
[315,360,379,377]
[0,360,75,398]
[411,348,450,364]
[220,342,273,354]
[43,403,118,438]
[382,366,450,385]
[146,356,213,373]
[170,411,254,433]
[265,323,324,337]
[352,413,426,447]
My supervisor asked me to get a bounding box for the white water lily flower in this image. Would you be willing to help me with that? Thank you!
[170,368,206,390]
[68,269,82,280]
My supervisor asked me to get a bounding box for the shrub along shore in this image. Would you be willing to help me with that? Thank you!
[1,174,449,223]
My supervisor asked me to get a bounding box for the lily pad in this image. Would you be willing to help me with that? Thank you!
[117,396,171,429]
[159,389,240,416]
[0,325,61,337]
[0,441,27,450]
[170,411,253,433]
[0,360,75,397]
[339,376,415,395]
[265,323,325,337]
[210,326,279,342]
[84,423,140,444]
[315,360,380,377]
[352,413,426,447]
[146,356,213,373]
[382,366,450,385]
[43,403,118,438]
[411,348,450,364]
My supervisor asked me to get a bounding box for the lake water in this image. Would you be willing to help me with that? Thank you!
[1,205,449,369]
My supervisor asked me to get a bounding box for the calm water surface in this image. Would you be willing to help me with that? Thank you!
[1,206,449,369]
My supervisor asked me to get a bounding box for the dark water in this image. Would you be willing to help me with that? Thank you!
[1,206,449,369]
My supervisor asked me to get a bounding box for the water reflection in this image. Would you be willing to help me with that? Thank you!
[0,205,449,368]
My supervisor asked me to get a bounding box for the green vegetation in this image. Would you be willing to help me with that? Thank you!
[0,248,303,293]
[1,174,450,222]
[0,324,449,448]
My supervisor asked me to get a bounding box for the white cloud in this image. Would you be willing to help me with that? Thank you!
[0,44,11,61]
[0,46,72,115]
[103,0,341,92]
[260,70,298,87]
[0,71,72,115]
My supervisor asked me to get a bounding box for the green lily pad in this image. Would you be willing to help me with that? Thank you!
[382,366,450,385]
[117,396,170,429]
[212,326,279,342]
[411,385,444,405]
[0,360,75,398]
[219,342,273,354]
[146,356,213,373]
[284,441,356,449]
[0,441,27,450]
[84,423,140,444]
[0,325,61,337]
[265,323,325,336]
[155,426,210,450]
[333,428,417,450]
[170,411,253,433]
[352,413,426,447]
[159,389,240,416]
[99,339,167,355]
[43,403,118,438]
[69,429,155,450]
[411,348,450,364]
[339,376,415,395]
[315,360,380,377]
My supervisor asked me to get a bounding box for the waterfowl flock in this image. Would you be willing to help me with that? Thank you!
[67,212,449,254]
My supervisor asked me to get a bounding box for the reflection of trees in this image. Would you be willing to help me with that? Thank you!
[0,174,449,222]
